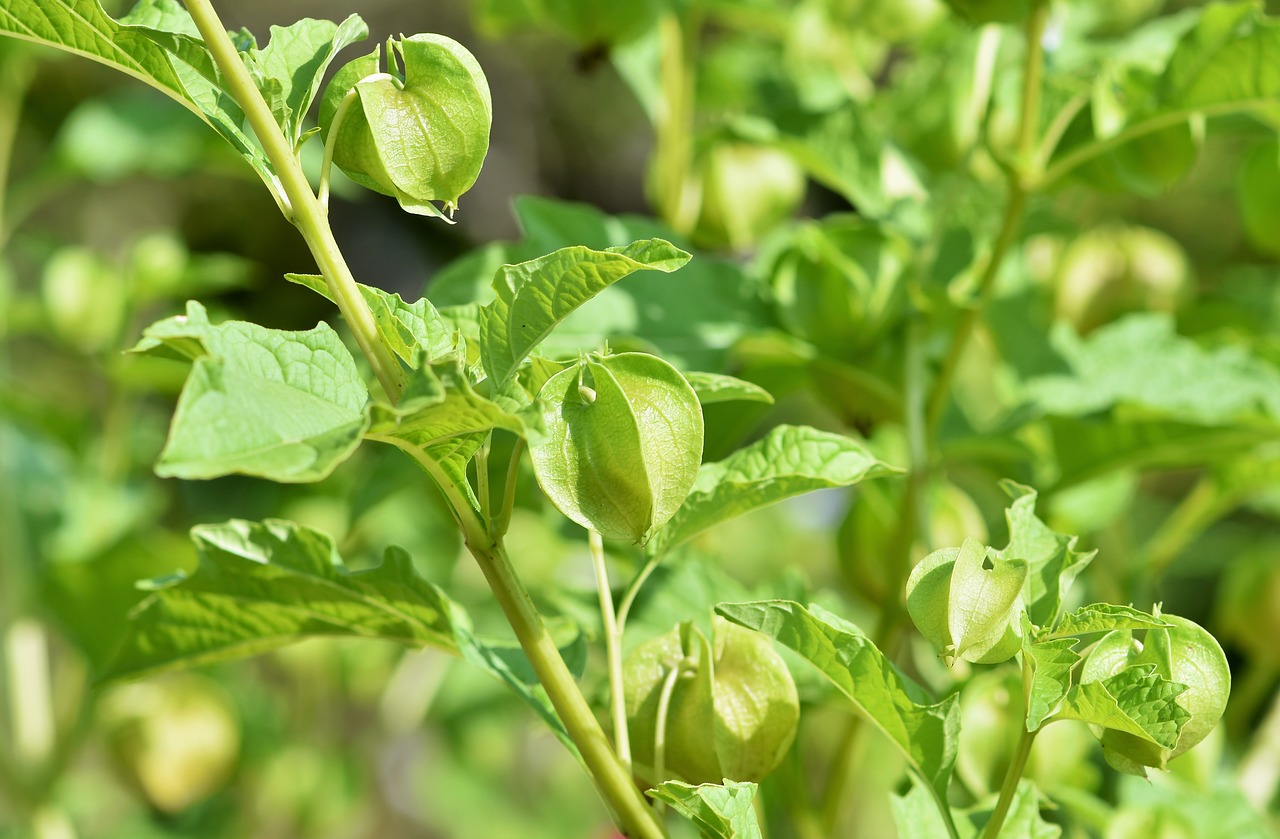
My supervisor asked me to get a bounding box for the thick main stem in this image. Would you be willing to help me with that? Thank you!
[184,4,658,834]
[472,542,665,839]
[183,0,405,402]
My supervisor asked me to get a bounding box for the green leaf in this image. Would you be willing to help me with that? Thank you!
[1055,665,1190,752]
[239,15,367,149]
[106,519,458,679]
[319,35,492,220]
[0,0,192,109]
[367,360,535,450]
[1025,314,1280,424]
[1024,637,1081,731]
[649,425,898,557]
[1044,416,1277,490]
[994,483,1096,629]
[1048,604,1174,638]
[285,272,456,364]
[478,239,690,385]
[529,352,703,542]
[647,781,762,839]
[0,0,281,193]
[105,519,578,749]
[1158,2,1280,114]
[132,301,369,483]
[715,600,960,809]
[684,372,774,406]
[948,537,1027,664]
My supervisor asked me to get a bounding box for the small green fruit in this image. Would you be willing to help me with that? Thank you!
[693,143,806,253]
[529,352,703,543]
[100,674,240,813]
[906,538,1027,665]
[623,618,799,785]
[319,35,491,221]
[1080,614,1230,774]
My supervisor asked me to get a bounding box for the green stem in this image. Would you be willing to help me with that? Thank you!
[182,0,405,402]
[981,725,1038,839]
[0,48,33,239]
[472,541,666,839]
[652,663,683,810]
[1036,99,1280,190]
[492,437,526,540]
[475,437,492,523]
[317,87,360,211]
[5,620,54,771]
[590,529,631,770]
[982,654,1038,839]
[925,0,1047,432]
[372,436,662,837]
[617,551,663,635]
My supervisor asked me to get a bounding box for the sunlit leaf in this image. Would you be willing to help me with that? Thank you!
[649,425,897,557]
[478,239,690,385]
[132,301,369,482]
[647,780,762,839]
[715,601,960,809]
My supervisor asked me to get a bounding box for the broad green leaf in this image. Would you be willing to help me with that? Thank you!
[1054,665,1190,753]
[529,352,702,542]
[1045,416,1277,490]
[0,0,192,110]
[132,301,369,483]
[1158,2,1280,114]
[715,600,960,809]
[428,196,772,372]
[478,239,690,385]
[0,0,280,193]
[320,35,491,220]
[285,272,456,364]
[683,372,774,406]
[1025,314,1280,424]
[240,15,367,149]
[648,425,898,557]
[1048,604,1173,639]
[105,519,578,748]
[995,483,1096,629]
[106,519,458,679]
[647,781,762,839]
[1024,637,1080,731]
[948,538,1027,664]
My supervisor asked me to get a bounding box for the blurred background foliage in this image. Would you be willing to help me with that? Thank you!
[2,0,1280,837]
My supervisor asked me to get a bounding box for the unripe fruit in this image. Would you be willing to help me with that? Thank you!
[623,619,799,785]
[529,352,703,543]
[1080,614,1230,773]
